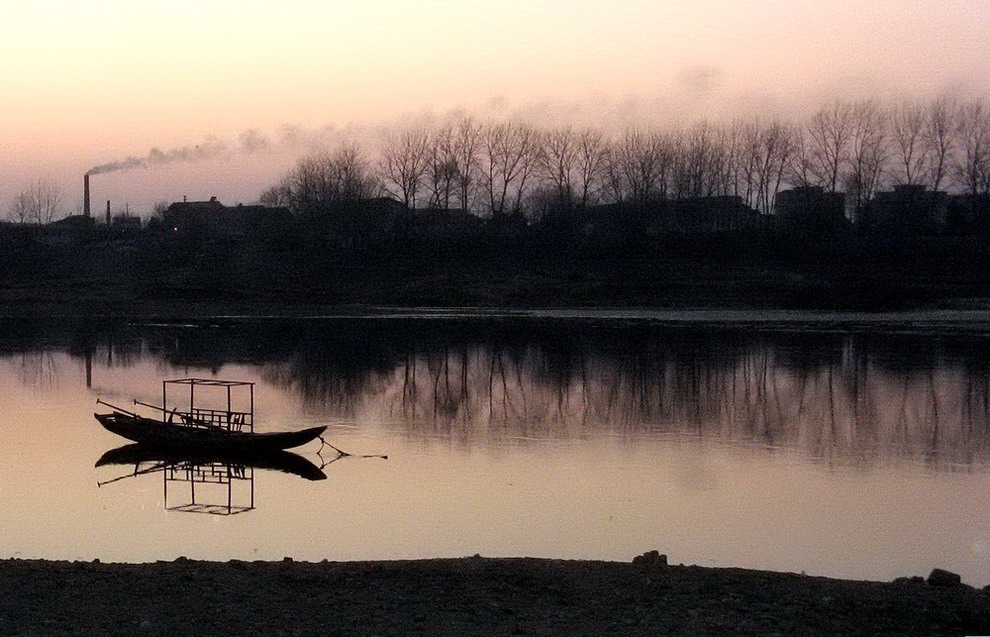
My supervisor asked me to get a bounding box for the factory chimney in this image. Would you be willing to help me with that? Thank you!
[84,174,91,218]
[106,200,111,226]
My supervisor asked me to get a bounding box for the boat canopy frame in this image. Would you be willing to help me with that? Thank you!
[163,378,255,433]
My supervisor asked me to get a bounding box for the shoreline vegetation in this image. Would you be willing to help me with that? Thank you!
[3,274,990,318]
[5,97,990,317]
[0,555,987,635]
[4,232,990,318]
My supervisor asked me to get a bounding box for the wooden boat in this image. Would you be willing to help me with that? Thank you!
[96,443,328,481]
[95,412,326,452]
[95,378,329,452]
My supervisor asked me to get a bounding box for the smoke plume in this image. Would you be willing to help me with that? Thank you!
[85,125,353,176]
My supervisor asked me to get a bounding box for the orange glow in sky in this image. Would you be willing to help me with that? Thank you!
[2,0,989,212]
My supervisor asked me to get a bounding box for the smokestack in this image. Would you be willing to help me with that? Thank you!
[84,174,91,217]
[106,200,111,226]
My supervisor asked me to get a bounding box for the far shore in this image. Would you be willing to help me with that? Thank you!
[0,555,987,635]
[3,280,990,321]
[6,238,990,318]
[4,297,990,323]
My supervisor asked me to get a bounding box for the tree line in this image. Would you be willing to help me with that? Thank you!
[5,96,988,228]
[258,97,990,223]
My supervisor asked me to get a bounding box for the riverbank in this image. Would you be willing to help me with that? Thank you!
[1,555,987,636]
[3,277,990,320]
[6,234,990,317]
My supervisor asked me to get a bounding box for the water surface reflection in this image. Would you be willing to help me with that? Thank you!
[1,315,989,584]
[252,319,989,468]
[6,316,990,467]
[97,445,328,514]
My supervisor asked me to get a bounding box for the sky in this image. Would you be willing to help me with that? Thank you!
[2,0,989,216]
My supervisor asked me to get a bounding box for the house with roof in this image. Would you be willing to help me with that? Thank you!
[159,197,291,240]
[946,193,990,234]
[859,185,948,234]
[774,186,848,234]
[661,196,760,234]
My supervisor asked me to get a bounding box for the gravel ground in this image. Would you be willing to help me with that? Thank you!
[0,555,988,636]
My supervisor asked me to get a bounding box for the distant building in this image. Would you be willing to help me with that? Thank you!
[661,196,760,234]
[110,215,142,231]
[571,197,759,243]
[160,197,291,240]
[946,193,990,234]
[572,202,637,244]
[402,208,484,237]
[161,197,226,233]
[49,214,95,232]
[774,186,847,233]
[859,185,947,234]
[40,214,95,246]
[353,197,407,216]
[344,197,407,235]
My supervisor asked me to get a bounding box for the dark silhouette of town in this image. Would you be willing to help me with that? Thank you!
[4,98,990,311]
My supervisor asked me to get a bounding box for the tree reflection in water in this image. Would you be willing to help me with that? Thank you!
[253,320,990,468]
[9,316,990,468]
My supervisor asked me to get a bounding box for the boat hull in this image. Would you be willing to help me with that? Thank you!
[96,443,327,481]
[95,413,326,452]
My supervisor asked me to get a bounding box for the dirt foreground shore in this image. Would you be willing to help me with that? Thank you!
[1,555,988,636]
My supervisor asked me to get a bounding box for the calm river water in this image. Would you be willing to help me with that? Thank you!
[1,311,988,586]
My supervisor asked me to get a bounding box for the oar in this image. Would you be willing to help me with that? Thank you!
[96,398,138,418]
[97,462,168,487]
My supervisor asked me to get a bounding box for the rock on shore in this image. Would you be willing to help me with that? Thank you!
[0,556,987,636]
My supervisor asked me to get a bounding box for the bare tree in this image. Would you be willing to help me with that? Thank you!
[728,119,795,213]
[423,125,458,210]
[756,120,796,214]
[36,181,63,224]
[844,100,888,212]
[609,129,673,206]
[924,97,957,194]
[526,185,565,224]
[784,127,819,190]
[600,141,625,204]
[538,127,579,211]
[890,100,929,186]
[738,122,769,210]
[9,191,32,224]
[479,120,541,218]
[378,127,430,209]
[956,101,990,196]
[451,116,482,213]
[805,101,856,193]
[258,177,292,207]
[510,125,542,216]
[708,125,737,198]
[286,142,378,216]
[671,121,731,199]
[574,128,608,208]
[532,126,610,221]
[723,120,749,198]
[9,180,62,224]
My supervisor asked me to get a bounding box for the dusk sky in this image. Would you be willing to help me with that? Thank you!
[2,0,989,215]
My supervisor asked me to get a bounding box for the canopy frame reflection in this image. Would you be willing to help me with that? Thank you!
[96,444,332,516]
[164,460,255,515]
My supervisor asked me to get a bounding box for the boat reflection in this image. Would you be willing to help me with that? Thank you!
[14,315,990,468]
[96,444,327,515]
